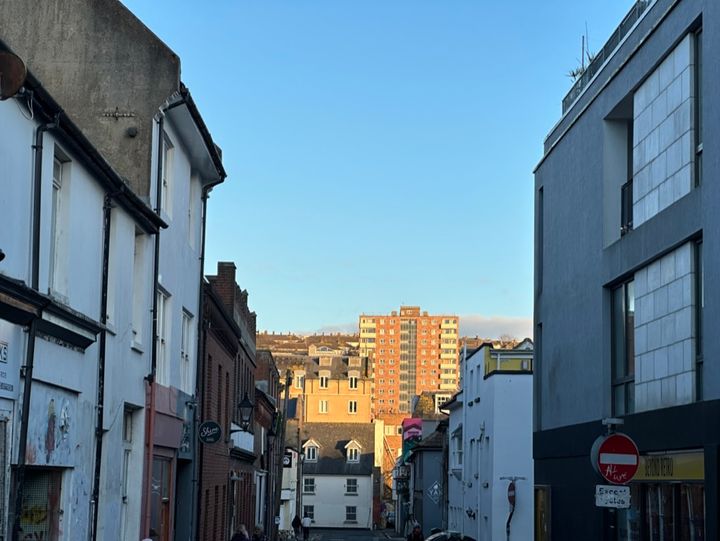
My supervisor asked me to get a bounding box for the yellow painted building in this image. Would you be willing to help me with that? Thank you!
[281,354,374,423]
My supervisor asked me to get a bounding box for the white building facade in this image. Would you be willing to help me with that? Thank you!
[446,343,533,540]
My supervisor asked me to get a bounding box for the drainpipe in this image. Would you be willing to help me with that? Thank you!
[14,111,59,539]
[191,185,215,541]
[142,109,167,536]
[12,317,38,541]
[31,116,58,290]
[90,192,116,541]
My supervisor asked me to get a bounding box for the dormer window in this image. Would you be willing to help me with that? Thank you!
[303,439,320,462]
[345,439,361,463]
[319,370,330,389]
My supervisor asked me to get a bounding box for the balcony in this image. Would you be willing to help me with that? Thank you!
[562,0,653,114]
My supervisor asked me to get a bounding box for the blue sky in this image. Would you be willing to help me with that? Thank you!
[121,0,634,337]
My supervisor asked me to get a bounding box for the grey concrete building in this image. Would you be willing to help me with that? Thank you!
[534,0,713,539]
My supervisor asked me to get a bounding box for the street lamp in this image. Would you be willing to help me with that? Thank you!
[238,392,254,431]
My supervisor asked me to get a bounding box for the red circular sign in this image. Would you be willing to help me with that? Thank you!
[596,433,639,484]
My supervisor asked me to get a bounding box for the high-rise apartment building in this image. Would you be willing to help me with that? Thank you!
[359,306,459,414]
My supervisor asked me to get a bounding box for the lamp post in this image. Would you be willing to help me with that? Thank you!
[265,427,276,536]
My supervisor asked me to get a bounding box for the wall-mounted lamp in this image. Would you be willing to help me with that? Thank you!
[238,392,254,431]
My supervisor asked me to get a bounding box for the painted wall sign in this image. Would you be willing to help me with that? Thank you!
[198,421,222,444]
[595,485,630,508]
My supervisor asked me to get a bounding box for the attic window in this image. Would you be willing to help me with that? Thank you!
[319,358,332,366]
[347,448,359,463]
[349,357,361,367]
[305,446,318,462]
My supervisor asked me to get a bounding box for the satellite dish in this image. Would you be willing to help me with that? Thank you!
[0,51,27,100]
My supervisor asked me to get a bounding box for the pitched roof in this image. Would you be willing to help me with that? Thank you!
[291,422,375,476]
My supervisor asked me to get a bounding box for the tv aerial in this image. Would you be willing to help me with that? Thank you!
[0,51,27,100]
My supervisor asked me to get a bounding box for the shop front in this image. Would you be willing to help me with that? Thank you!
[615,451,705,540]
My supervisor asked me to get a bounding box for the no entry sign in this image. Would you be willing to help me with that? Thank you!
[594,433,639,484]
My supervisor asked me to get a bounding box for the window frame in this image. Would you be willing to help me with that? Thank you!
[305,446,318,462]
[611,279,635,416]
[303,477,316,494]
[347,447,360,463]
[346,478,358,495]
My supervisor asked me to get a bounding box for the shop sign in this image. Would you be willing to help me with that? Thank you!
[595,485,630,508]
[283,451,293,467]
[0,322,20,400]
[634,451,704,482]
[198,420,222,444]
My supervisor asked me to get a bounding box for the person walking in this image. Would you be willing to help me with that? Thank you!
[231,524,250,541]
[301,513,312,541]
[292,515,302,540]
[407,524,424,541]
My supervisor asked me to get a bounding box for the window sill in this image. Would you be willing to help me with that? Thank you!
[131,340,144,354]
[105,322,117,336]
[344,521,358,524]
[345,492,358,496]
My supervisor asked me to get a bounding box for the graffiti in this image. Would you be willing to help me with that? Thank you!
[21,505,48,525]
[45,399,57,462]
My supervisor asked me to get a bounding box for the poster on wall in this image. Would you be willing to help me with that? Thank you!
[0,321,21,400]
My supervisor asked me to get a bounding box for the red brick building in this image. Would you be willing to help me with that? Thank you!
[199,262,258,540]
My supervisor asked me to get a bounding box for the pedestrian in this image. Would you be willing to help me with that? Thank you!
[407,524,424,541]
[292,514,302,540]
[231,524,250,541]
[252,526,267,541]
[301,513,312,541]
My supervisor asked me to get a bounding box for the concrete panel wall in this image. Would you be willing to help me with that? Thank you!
[634,242,696,411]
[633,35,695,226]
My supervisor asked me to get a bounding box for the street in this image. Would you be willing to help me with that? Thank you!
[307,529,403,541]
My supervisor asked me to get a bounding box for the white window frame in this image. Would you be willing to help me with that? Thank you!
[156,289,170,385]
[346,478,358,494]
[348,400,358,414]
[319,400,328,414]
[160,133,174,217]
[347,447,359,463]
[346,506,357,522]
[180,309,193,393]
[303,477,315,494]
[305,446,318,462]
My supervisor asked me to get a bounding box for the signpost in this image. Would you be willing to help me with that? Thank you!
[595,485,630,508]
[426,481,441,504]
[593,433,639,485]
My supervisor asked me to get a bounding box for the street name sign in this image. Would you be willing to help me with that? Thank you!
[595,485,630,508]
[595,433,639,484]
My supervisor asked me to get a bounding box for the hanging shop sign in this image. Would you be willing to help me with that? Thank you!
[198,420,222,444]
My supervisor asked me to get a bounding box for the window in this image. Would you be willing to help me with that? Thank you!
[319,375,329,389]
[49,154,70,296]
[347,447,359,462]
[348,400,358,414]
[346,506,357,522]
[346,479,358,494]
[180,310,193,393]
[160,133,174,216]
[156,290,170,385]
[305,446,318,462]
[695,240,704,399]
[303,505,314,521]
[319,400,328,414]
[131,230,146,344]
[695,29,703,186]
[612,280,635,415]
[349,375,358,389]
[122,407,135,506]
[294,372,305,390]
[384,426,395,436]
[303,477,315,494]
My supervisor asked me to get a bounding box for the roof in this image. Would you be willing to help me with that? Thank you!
[293,422,375,476]
[276,354,371,380]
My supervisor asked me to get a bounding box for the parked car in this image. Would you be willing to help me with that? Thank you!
[425,531,475,541]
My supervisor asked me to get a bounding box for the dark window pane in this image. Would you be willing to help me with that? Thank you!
[613,286,626,379]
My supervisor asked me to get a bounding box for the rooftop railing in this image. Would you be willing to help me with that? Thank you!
[562,0,652,114]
